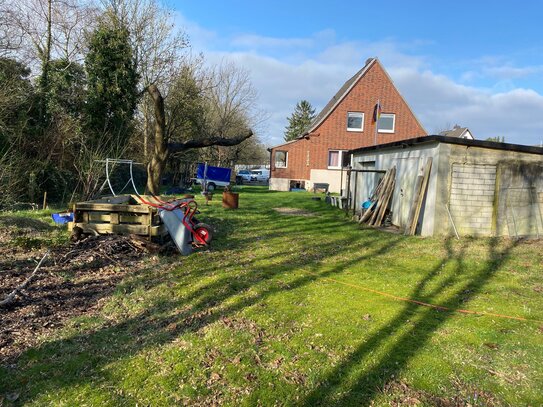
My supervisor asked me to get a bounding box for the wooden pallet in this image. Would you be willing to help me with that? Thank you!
[68,195,168,238]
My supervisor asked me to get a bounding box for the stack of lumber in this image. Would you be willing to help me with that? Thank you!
[359,166,396,227]
[404,158,433,235]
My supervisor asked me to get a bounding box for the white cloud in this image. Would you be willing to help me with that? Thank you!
[458,57,543,83]
[173,12,217,51]
[392,67,543,144]
[484,65,543,79]
[179,14,543,147]
[231,34,314,50]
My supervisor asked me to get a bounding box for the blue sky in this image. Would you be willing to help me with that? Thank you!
[168,0,543,146]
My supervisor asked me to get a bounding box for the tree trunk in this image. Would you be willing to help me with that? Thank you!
[145,83,254,194]
[143,97,150,160]
[39,0,53,122]
[146,84,168,195]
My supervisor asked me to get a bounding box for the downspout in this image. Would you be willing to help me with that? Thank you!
[267,148,273,189]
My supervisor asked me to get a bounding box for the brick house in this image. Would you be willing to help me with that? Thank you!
[269,57,427,192]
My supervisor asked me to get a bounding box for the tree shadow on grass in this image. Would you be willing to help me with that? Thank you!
[300,237,519,406]
[2,190,517,405]
[0,211,404,405]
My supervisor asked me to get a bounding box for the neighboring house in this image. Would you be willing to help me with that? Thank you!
[347,135,543,237]
[439,125,475,140]
[269,57,427,193]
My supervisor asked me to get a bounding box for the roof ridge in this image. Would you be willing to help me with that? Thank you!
[300,57,378,137]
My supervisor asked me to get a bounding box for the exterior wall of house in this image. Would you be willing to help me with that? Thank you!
[270,60,426,193]
[463,130,474,139]
[309,169,347,193]
[350,141,543,237]
[270,138,311,186]
[269,177,290,191]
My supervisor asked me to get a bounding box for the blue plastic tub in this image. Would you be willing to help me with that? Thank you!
[52,212,74,224]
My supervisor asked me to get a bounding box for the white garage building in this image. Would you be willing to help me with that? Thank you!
[347,135,543,237]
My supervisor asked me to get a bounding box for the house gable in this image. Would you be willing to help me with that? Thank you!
[439,126,475,140]
[310,59,426,146]
[270,57,427,191]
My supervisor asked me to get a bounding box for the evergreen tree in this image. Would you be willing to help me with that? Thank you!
[46,59,86,119]
[84,14,139,149]
[284,100,316,142]
[0,57,34,144]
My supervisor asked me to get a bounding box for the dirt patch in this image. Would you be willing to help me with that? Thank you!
[273,207,316,217]
[0,216,53,232]
[0,234,155,364]
[380,380,501,406]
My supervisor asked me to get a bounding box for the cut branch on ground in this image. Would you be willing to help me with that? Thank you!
[0,250,49,307]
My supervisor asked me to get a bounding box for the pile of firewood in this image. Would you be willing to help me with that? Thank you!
[359,166,396,227]
[55,233,161,267]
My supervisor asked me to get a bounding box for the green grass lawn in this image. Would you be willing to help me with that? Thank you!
[1,186,543,406]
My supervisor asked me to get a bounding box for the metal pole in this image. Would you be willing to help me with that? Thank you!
[129,160,141,196]
[203,162,208,193]
[345,168,351,215]
[374,99,379,146]
[339,167,344,196]
[352,171,358,217]
[106,158,116,196]
[348,169,386,173]
[531,187,540,239]
[445,204,460,240]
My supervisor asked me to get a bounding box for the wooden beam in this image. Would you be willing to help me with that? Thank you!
[73,222,165,237]
[75,203,152,214]
[406,158,433,236]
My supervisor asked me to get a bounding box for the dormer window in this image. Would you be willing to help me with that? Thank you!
[378,113,395,133]
[347,112,364,132]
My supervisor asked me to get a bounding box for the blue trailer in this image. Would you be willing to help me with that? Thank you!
[195,163,232,191]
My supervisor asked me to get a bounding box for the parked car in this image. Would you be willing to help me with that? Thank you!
[237,170,252,182]
[250,169,270,182]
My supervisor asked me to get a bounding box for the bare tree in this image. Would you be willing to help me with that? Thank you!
[51,0,97,62]
[92,2,260,194]
[205,62,259,138]
[197,61,266,166]
[0,0,24,56]
[145,79,253,194]
[100,0,188,88]
[99,0,189,158]
[5,0,95,69]
[69,131,129,200]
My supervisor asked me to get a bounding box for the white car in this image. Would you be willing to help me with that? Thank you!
[250,169,270,182]
[237,170,252,182]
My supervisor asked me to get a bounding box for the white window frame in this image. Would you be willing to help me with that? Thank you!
[347,112,364,132]
[378,113,395,133]
[328,150,347,169]
[275,150,288,168]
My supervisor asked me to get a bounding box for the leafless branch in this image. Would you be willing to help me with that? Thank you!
[169,130,253,152]
[0,251,50,307]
